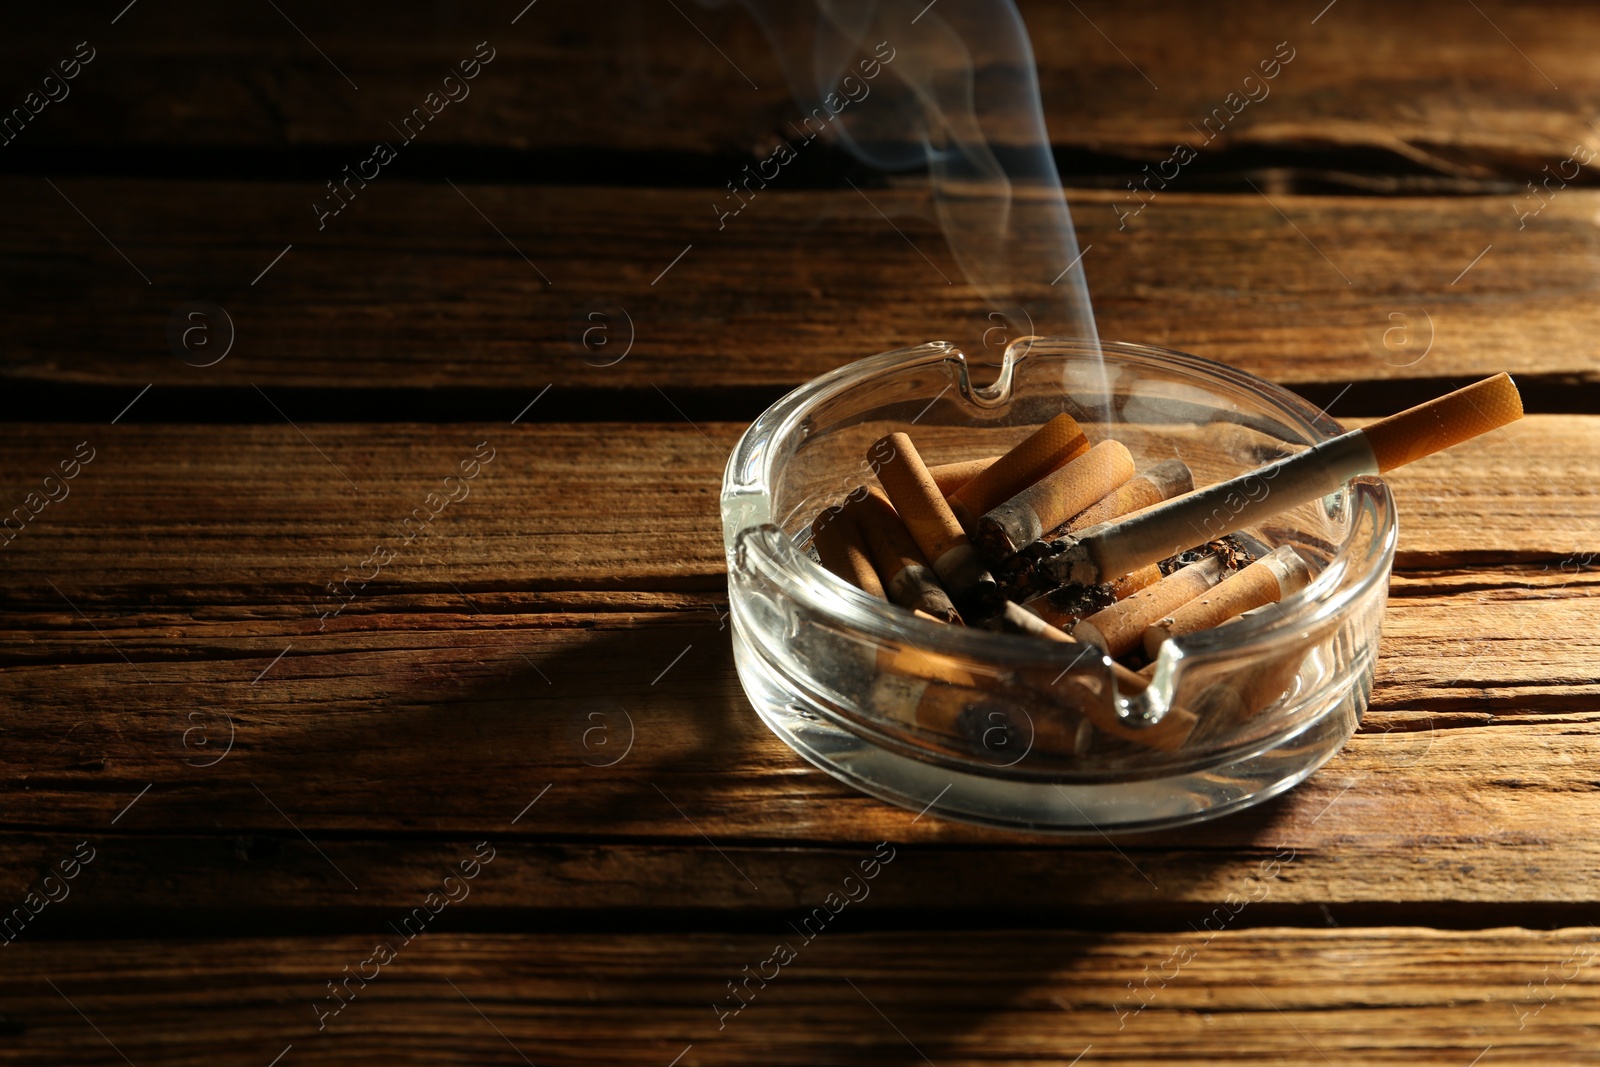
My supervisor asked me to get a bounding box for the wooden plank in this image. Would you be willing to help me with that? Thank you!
[1,420,1595,910]
[3,0,1595,177]
[4,179,1598,391]
[3,930,1596,1064]
[0,571,1598,909]
[0,418,1593,603]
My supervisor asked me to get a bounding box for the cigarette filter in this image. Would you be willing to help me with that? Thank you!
[1143,544,1313,657]
[947,413,1090,531]
[1073,555,1226,658]
[973,440,1135,561]
[1000,602,1197,750]
[1046,374,1523,586]
[869,432,993,601]
[1061,459,1193,535]
[869,674,1078,759]
[810,505,885,599]
[851,489,962,623]
[1108,563,1163,600]
[927,456,999,497]
[999,600,1064,640]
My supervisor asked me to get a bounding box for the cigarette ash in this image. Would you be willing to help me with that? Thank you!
[980,533,1260,633]
[1158,534,1259,577]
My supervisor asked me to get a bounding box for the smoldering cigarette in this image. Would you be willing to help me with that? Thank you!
[811,504,886,599]
[1059,459,1193,536]
[1142,544,1312,657]
[1073,555,1227,658]
[972,440,1136,562]
[1045,373,1524,587]
[927,456,1000,497]
[947,413,1090,532]
[851,488,962,624]
[869,432,995,602]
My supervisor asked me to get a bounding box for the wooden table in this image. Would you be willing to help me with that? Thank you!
[3,1,1598,1062]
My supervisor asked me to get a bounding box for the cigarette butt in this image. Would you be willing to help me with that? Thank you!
[912,608,949,625]
[1073,555,1226,658]
[1062,459,1193,535]
[1021,594,1081,631]
[928,456,1000,497]
[947,413,1090,531]
[811,505,886,599]
[1142,545,1312,657]
[973,440,1135,561]
[1078,672,1198,751]
[870,675,1078,759]
[877,643,984,688]
[869,432,993,600]
[1108,563,1163,600]
[851,489,962,623]
[979,601,1196,751]
[998,600,1063,639]
[1360,371,1523,471]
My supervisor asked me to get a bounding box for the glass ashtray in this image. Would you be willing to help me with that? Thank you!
[720,338,1395,833]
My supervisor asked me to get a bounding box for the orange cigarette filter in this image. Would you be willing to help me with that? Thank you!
[947,413,1090,531]
[1108,563,1163,600]
[1073,555,1226,658]
[973,440,1135,561]
[927,456,999,497]
[1061,459,1193,536]
[1003,603,1197,750]
[811,505,885,599]
[869,432,991,599]
[850,489,962,623]
[1142,545,1312,657]
[1361,371,1523,471]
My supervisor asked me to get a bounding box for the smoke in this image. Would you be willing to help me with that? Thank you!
[733,0,1101,368]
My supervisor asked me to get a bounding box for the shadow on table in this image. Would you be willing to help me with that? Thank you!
[404,605,1255,1065]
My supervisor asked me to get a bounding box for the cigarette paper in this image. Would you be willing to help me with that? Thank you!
[973,440,1135,562]
[1045,374,1523,586]
[851,489,962,623]
[1073,555,1226,658]
[928,456,999,497]
[1061,458,1193,535]
[947,413,1090,531]
[869,432,994,602]
[1142,544,1312,657]
[811,505,885,599]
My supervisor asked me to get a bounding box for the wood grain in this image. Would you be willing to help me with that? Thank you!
[2,419,1591,919]
[4,178,1597,391]
[3,0,1594,179]
[4,930,1596,1065]
[0,418,1592,606]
